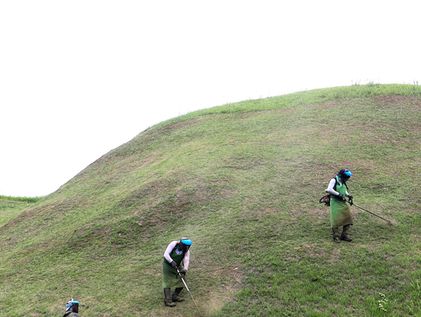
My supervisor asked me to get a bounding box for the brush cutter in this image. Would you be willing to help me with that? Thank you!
[320,194,394,225]
[352,203,393,225]
[177,268,201,312]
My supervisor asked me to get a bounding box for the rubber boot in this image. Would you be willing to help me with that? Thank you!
[172,287,184,302]
[340,224,352,242]
[332,227,341,243]
[164,288,176,307]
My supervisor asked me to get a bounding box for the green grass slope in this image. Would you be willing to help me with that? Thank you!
[0,84,420,316]
[0,196,40,227]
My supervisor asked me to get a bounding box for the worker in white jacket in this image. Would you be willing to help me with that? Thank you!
[162,237,192,307]
[325,169,354,242]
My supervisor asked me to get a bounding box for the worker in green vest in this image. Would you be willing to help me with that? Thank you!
[325,169,354,242]
[162,237,192,307]
[63,299,80,317]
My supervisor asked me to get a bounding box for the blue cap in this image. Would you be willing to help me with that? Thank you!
[66,299,80,311]
[339,169,352,178]
[180,238,192,246]
[344,169,352,177]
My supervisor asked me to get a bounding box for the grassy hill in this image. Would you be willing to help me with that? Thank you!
[0,84,420,316]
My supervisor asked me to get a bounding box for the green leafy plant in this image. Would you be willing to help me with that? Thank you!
[377,292,389,312]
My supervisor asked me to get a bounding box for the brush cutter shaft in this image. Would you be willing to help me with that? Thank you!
[180,275,190,292]
[177,269,200,311]
[353,203,391,223]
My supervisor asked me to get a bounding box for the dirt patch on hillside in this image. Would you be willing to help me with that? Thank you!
[115,173,236,240]
[221,155,266,171]
[155,117,204,135]
[202,266,243,315]
[327,247,342,264]
[292,243,328,260]
[149,266,243,317]
[313,101,339,110]
[372,95,421,107]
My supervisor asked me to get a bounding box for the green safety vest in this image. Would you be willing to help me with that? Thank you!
[163,243,187,268]
[330,176,353,227]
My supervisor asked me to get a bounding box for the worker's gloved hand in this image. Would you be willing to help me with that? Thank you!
[345,195,354,206]
[179,268,187,275]
[170,261,178,269]
[338,194,346,201]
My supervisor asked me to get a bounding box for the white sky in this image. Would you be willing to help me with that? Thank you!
[1,0,420,197]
